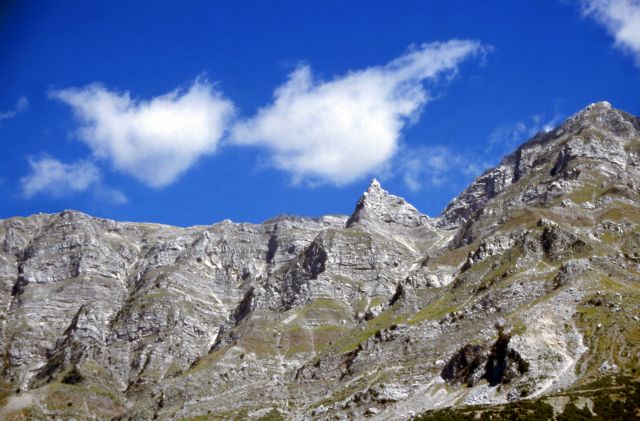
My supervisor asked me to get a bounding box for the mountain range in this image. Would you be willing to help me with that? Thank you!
[1,101,639,419]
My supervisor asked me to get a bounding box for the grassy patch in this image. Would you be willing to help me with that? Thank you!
[574,284,640,379]
[310,375,371,409]
[0,381,13,407]
[408,292,457,325]
[598,203,640,225]
[37,382,125,419]
[429,243,477,268]
[282,324,348,356]
[334,308,407,354]
[179,408,250,420]
[417,375,640,420]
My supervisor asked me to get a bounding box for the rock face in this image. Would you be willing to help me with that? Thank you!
[347,178,430,228]
[1,102,640,420]
[441,328,528,388]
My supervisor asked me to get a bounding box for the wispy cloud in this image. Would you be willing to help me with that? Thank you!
[20,156,126,203]
[581,0,640,65]
[400,146,488,192]
[487,114,560,153]
[0,96,29,123]
[399,112,561,192]
[232,40,485,186]
[51,77,235,188]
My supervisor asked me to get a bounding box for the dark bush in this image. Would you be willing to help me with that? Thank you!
[61,366,83,385]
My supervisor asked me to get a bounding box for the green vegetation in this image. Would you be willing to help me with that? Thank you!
[256,408,284,420]
[22,382,127,419]
[408,292,457,324]
[310,375,371,409]
[335,307,406,353]
[511,319,527,336]
[429,243,477,267]
[181,406,284,421]
[573,274,640,380]
[293,297,350,320]
[186,344,233,373]
[415,399,555,421]
[417,375,640,420]
[0,381,13,407]
[61,366,84,385]
[179,408,249,420]
[497,208,543,232]
[623,137,640,154]
[283,324,347,356]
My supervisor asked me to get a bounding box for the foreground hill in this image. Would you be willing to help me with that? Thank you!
[1,101,639,419]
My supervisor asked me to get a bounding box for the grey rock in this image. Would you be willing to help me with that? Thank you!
[1,102,639,420]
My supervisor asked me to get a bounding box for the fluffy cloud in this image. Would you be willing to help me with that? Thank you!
[0,96,29,123]
[51,78,235,188]
[232,40,483,185]
[581,0,640,64]
[20,156,126,203]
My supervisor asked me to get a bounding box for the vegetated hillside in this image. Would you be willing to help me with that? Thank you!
[0,101,639,420]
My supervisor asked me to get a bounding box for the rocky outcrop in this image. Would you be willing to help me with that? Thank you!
[438,102,640,240]
[441,329,528,388]
[441,343,484,387]
[0,102,639,420]
[347,178,430,228]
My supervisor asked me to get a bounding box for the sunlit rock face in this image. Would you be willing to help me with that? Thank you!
[1,102,639,420]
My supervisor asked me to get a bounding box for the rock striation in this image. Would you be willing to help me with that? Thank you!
[1,102,639,420]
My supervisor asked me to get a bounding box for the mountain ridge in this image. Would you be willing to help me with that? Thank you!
[1,101,639,420]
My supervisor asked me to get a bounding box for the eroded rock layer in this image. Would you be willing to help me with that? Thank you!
[1,102,639,419]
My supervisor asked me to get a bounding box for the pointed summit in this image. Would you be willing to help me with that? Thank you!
[346,179,429,228]
[368,178,382,190]
[585,100,612,110]
[438,100,640,231]
[569,101,613,124]
[556,100,638,139]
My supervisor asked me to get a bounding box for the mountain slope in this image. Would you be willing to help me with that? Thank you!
[0,101,639,420]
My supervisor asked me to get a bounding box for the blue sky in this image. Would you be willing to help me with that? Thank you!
[1,0,639,226]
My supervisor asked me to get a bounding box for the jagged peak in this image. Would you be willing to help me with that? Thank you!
[557,100,639,138]
[567,100,615,124]
[585,100,612,111]
[346,179,429,228]
[360,178,391,204]
[368,177,382,190]
[438,100,640,232]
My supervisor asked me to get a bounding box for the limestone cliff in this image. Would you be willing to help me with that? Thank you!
[1,102,639,420]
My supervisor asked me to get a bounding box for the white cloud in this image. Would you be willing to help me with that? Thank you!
[488,114,560,153]
[232,40,484,185]
[581,0,640,65]
[20,156,126,203]
[95,186,128,204]
[51,78,235,188]
[400,147,487,192]
[0,96,29,123]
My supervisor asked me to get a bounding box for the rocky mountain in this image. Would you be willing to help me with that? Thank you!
[0,101,639,420]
